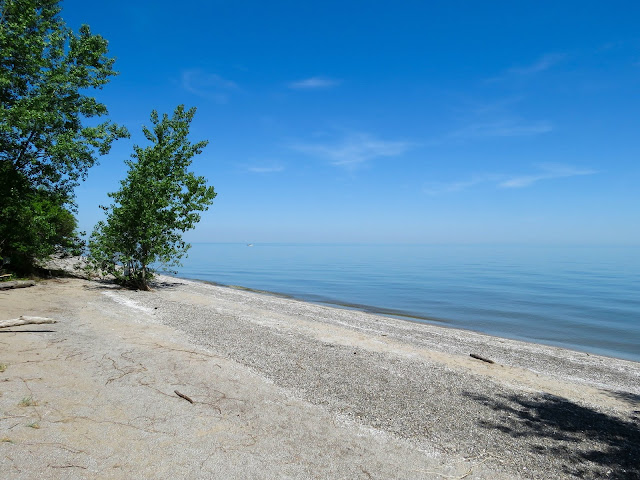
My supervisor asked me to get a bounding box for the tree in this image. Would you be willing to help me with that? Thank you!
[89,105,216,290]
[0,0,127,271]
[1,160,81,272]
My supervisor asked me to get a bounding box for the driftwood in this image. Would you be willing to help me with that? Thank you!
[0,280,36,290]
[470,353,495,364]
[0,316,57,329]
[174,390,194,404]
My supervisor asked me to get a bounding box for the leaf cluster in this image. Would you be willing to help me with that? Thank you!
[0,0,128,194]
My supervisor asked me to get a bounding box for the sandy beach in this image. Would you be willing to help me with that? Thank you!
[1,274,639,479]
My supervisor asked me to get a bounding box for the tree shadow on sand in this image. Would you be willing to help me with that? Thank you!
[149,278,184,290]
[465,391,640,479]
[80,277,183,291]
[607,391,640,411]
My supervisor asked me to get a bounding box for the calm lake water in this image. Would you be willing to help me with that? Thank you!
[171,243,640,362]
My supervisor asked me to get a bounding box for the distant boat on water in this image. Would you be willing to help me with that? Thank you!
[247,243,254,247]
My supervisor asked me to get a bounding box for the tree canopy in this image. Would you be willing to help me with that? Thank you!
[0,0,127,271]
[89,105,216,290]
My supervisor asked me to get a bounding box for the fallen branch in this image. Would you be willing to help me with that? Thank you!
[174,390,194,404]
[0,316,57,329]
[0,280,35,290]
[470,353,495,364]
[48,465,88,470]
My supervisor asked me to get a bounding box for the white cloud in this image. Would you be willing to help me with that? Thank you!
[424,165,596,195]
[181,70,238,103]
[499,164,597,188]
[291,133,412,168]
[423,175,501,195]
[443,97,552,142]
[288,76,341,90]
[485,53,566,83]
[507,53,566,75]
[246,165,285,174]
[449,120,553,139]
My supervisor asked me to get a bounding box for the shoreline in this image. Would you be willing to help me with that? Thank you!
[157,274,640,393]
[173,272,640,364]
[1,274,638,478]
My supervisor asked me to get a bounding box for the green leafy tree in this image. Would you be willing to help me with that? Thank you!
[89,105,216,290]
[0,0,127,271]
[1,161,81,272]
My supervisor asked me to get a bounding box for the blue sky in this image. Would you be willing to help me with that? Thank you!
[63,0,640,244]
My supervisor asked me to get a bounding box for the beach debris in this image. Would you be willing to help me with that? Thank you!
[470,353,495,364]
[0,316,57,329]
[0,280,36,290]
[174,390,194,404]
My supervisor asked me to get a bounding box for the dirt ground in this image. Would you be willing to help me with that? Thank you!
[1,277,638,479]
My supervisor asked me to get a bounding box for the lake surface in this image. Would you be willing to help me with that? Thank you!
[171,243,640,362]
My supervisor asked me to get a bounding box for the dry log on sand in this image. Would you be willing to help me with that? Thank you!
[0,316,57,328]
[0,280,36,290]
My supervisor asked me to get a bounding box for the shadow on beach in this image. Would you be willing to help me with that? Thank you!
[607,390,640,409]
[78,277,183,291]
[150,278,184,290]
[465,391,640,479]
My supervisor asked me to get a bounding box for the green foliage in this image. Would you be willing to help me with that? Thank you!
[89,105,216,290]
[0,0,127,271]
[0,161,82,272]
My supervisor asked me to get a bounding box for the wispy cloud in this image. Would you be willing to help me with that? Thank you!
[441,96,553,143]
[288,76,341,90]
[499,164,597,188]
[486,53,566,83]
[424,164,596,195]
[423,175,500,195]
[181,70,238,103]
[245,164,285,174]
[291,133,412,168]
[507,53,566,75]
[449,119,553,139]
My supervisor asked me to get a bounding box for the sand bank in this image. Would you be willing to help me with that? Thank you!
[1,275,638,479]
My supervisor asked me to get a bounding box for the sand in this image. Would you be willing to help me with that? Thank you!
[1,274,638,479]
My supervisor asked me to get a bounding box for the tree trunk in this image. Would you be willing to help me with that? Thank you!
[141,263,147,290]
